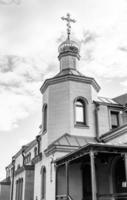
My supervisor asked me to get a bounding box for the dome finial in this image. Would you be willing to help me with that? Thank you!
[61,13,76,40]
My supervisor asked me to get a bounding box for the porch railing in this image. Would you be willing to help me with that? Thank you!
[98,193,127,200]
[56,193,127,200]
[56,194,73,200]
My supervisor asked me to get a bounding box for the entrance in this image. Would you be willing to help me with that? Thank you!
[113,157,127,199]
[82,164,92,200]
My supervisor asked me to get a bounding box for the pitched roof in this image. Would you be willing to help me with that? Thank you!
[45,133,97,155]
[100,123,127,142]
[51,133,96,147]
[94,96,123,107]
[97,96,118,104]
[113,93,127,106]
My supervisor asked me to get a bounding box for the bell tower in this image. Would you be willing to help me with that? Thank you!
[40,14,100,147]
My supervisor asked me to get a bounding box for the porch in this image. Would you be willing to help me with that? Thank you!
[55,143,127,200]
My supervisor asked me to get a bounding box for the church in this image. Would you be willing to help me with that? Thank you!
[1,13,127,200]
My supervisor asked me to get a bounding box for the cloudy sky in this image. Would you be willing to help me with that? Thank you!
[0,0,127,179]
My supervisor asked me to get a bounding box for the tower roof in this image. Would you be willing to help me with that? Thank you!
[58,38,80,60]
[58,14,80,61]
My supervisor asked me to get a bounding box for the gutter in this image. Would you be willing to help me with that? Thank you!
[94,102,101,142]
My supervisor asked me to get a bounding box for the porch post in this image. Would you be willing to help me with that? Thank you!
[90,151,97,200]
[55,164,58,200]
[124,154,127,184]
[65,161,69,199]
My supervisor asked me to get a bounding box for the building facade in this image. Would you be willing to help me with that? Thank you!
[1,14,127,200]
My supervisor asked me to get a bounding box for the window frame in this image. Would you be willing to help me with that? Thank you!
[34,147,38,157]
[42,104,47,133]
[110,110,120,130]
[74,97,88,127]
[40,166,46,200]
[15,178,23,200]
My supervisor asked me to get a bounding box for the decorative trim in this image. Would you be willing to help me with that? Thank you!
[58,51,80,60]
[31,153,42,164]
[40,74,100,94]
[44,145,79,157]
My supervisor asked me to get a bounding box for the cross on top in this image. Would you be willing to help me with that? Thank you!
[61,13,76,40]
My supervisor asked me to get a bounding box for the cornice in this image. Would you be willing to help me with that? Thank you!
[44,145,79,157]
[31,153,42,165]
[24,139,37,153]
[40,74,100,94]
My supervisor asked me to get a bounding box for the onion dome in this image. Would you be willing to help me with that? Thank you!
[58,13,80,71]
[58,39,80,60]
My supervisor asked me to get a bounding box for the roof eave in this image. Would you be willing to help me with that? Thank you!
[40,74,101,94]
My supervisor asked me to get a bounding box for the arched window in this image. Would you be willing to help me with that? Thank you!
[40,166,46,199]
[74,98,87,126]
[43,104,47,132]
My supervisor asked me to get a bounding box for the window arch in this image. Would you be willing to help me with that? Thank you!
[40,166,46,199]
[43,104,47,132]
[74,97,88,126]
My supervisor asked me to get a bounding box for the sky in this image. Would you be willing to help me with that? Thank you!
[0,0,127,179]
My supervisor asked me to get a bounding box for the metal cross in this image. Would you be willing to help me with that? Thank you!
[61,13,76,40]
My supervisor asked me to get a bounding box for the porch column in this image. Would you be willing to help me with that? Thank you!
[90,151,97,200]
[55,165,58,200]
[65,162,69,199]
[124,154,127,183]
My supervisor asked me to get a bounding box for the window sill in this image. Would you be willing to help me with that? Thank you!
[110,125,119,131]
[74,123,89,129]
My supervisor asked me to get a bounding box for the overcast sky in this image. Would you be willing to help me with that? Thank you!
[0,0,127,179]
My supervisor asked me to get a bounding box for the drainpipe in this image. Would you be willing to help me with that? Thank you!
[11,157,15,200]
[94,102,100,142]
[22,146,26,166]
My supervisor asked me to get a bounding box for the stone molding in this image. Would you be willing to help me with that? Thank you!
[40,74,100,94]
[31,152,42,164]
[44,145,78,157]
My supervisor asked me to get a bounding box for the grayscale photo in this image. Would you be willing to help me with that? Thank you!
[0,0,127,200]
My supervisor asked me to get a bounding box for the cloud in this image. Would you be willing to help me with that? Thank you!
[1,0,127,131]
[81,30,98,44]
[0,55,49,131]
[118,46,127,52]
[79,22,127,78]
[0,0,20,4]
[121,80,127,87]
